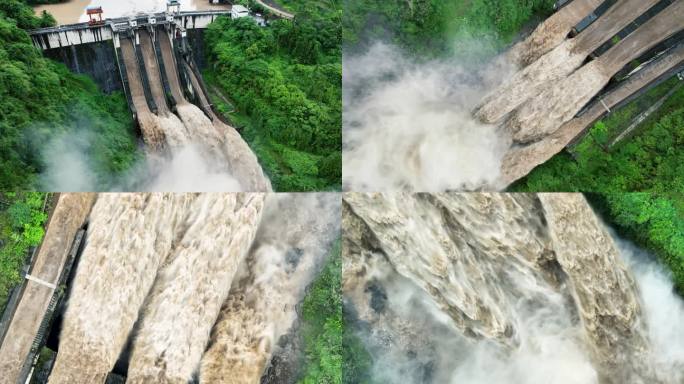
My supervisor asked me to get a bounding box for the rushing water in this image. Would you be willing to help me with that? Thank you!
[34,0,228,25]
[342,2,683,191]
[200,193,341,383]
[45,193,337,383]
[343,192,684,384]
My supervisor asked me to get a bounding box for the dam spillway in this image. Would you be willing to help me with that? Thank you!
[486,0,684,187]
[0,193,340,383]
[29,10,271,190]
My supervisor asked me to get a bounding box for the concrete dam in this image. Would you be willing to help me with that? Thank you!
[29,11,271,191]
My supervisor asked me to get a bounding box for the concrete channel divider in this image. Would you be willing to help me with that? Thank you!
[153,27,176,108]
[115,36,138,120]
[0,194,96,384]
[133,31,158,115]
[18,229,87,384]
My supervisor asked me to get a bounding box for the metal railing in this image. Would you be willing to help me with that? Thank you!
[28,10,231,35]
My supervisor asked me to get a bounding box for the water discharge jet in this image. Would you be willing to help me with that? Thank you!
[138,29,191,146]
[114,29,270,191]
[343,193,562,345]
[343,192,684,384]
[120,38,167,149]
[126,194,265,383]
[539,193,659,384]
[155,31,271,191]
[505,0,603,68]
[506,0,684,144]
[476,0,661,124]
[500,42,684,185]
[48,194,197,384]
[199,193,341,383]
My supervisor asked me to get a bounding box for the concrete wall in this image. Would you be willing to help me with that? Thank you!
[29,12,227,93]
[29,11,229,51]
[177,13,228,30]
[187,29,208,70]
[43,40,123,93]
[31,25,113,50]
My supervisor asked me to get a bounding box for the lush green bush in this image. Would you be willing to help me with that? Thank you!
[344,0,556,58]
[587,193,684,295]
[203,6,341,191]
[298,239,342,383]
[0,0,139,189]
[0,192,49,312]
[297,236,371,384]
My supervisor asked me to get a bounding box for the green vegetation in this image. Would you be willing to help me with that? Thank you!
[344,0,556,58]
[587,193,684,295]
[298,239,342,383]
[204,1,341,191]
[342,323,373,384]
[296,237,372,384]
[511,78,684,194]
[0,192,49,313]
[0,0,140,189]
[29,347,56,384]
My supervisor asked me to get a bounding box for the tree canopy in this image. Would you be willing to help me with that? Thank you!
[0,0,139,189]
[204,3,341,191]
[343,0,556,57]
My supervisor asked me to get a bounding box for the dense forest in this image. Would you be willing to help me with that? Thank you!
[204,0,341,191]
[0,0,139,189]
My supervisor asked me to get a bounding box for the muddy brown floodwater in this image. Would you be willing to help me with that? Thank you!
[33,0,228,25]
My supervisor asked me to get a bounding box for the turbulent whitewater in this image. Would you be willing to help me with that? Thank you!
[343,192,684,384]
[342,43,511,191]
[45,193,339,383]
[343,1,684,190]
[45,30,272,192]
[200,193,341,383]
